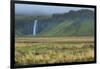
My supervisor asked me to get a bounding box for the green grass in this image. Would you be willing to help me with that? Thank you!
[39,20,73,36]
[37,18,94,36]
[15,37,94,65]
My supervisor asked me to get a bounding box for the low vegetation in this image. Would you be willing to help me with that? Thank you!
[15,37,94,65]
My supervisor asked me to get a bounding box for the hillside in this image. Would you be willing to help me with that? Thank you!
[15,9,94,36]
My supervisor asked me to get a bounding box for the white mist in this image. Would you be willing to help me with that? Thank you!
[33,19,38,36]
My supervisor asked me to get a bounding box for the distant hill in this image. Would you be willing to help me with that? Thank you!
[15,9,94,36]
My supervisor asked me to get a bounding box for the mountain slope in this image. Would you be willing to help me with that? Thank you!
[15,9,94,36]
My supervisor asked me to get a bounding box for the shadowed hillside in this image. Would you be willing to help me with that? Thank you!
[15,9,94,36]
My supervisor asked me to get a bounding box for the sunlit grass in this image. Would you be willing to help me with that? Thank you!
[15,37,94,65]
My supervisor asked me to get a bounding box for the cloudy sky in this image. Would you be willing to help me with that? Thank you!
[15,4,94,15]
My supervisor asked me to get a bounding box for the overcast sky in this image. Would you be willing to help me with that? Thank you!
[15,4,94,15]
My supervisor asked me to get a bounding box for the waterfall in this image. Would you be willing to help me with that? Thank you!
[33,19,38,36]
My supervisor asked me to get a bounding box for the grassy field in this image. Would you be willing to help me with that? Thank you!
[15,36,94,65]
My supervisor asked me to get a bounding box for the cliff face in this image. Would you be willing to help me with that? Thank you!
[15,9,94,36]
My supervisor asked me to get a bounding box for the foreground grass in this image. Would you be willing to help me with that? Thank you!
[15,37,94,65]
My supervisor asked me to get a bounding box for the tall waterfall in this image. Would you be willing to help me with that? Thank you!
[33,19,38,36]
